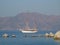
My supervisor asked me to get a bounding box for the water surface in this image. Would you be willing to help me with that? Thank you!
[0,30,60,45]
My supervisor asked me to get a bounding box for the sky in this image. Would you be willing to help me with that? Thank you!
[0,0,60,17]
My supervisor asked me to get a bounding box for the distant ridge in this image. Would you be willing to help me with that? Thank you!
[0,12,60,31]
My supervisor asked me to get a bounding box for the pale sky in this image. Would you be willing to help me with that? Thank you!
[0,0,60,17]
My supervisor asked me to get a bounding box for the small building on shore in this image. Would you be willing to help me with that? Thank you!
[54,31,60,39]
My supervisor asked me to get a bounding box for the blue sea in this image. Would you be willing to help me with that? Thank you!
[0,30,60,45]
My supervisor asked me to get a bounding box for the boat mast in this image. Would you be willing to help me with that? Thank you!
[33,17,37,30]
[24,17,30,30]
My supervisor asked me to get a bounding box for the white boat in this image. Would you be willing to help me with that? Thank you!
[54,31,60,39]
[12,34,16,37]
[2,33,9,38]
[49,32,54,37]
[45,33,49,37]
[19,22,37,33]
[20,29,37,33]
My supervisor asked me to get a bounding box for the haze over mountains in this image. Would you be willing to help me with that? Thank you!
[0,12,60,31]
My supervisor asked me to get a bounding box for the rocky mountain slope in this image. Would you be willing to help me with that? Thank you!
[0,12,60,31]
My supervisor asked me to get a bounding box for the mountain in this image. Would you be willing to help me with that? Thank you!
[0,12,60,31]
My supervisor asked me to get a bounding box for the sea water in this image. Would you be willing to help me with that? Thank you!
[0,30,60,45]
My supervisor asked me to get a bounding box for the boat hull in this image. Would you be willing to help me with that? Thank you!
[21,31,37,33]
